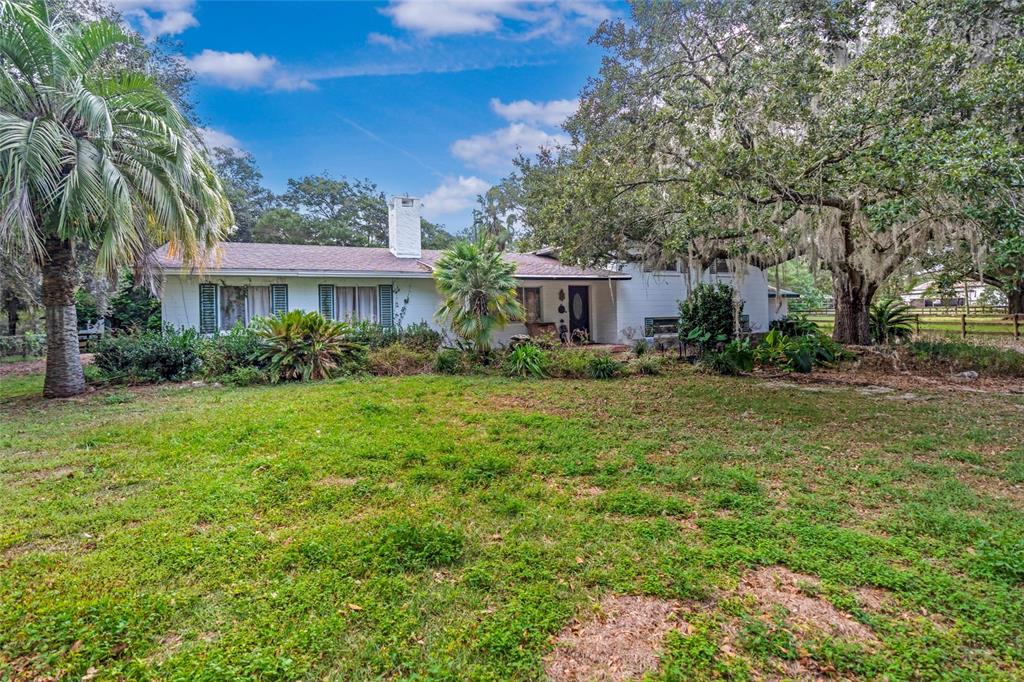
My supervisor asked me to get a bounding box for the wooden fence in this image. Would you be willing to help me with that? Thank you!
[799,309,1022,340]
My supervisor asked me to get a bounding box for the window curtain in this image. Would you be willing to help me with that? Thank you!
[357,287,378,323]
[337,286,357,321]
[219,286,246,331]
[516,287,542,322]
[248,286,271,321]
[337,286,378,323]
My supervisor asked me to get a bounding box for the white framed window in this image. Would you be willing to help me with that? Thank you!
[337,286,379,323]
[219,286,247,331]
[516,287,542,323]
[248,286,271,321]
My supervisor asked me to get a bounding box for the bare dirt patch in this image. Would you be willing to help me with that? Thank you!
[317,475,360,487]
[545,594,684,681]
[737,567,878,645]
[0,353,94,379]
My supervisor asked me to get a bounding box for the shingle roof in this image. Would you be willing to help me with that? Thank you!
[154,242,629,279]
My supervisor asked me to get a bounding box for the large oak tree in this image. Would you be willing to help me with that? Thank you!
[515,0,1022,343]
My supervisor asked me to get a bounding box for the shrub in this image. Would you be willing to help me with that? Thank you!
[366,344,433,376]
[702,339,754,375]
[433,348,468,375]
[346,320,442,351]
[198,323,265,378]
[769,313,819,337]
[399,322,442,351]
[629,355,663,376]
[870,299,915,344]
[904,339,1024,377]
[632,338,649,357]
[503,343,548,378]
[679,283,740,351]
[219,366,270,386]
[94,327,201,383]
[253,311,366,382]
[754,329,846,373]
[547,347,592,378]
[586,353,624,379]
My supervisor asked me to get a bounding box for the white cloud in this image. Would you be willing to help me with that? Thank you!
[109,0,197,38]
[490,97,577,126]
[367,32,411,51]
[184,50,314,91]
[451,123,568,173]
[199,127,243,153]
[422,176,491,219]
[381,0,612,39]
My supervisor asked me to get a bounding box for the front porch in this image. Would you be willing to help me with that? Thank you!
[495,279,619,346]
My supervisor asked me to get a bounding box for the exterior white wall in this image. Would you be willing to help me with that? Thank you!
[612,263,776,342]
[769,297,790,321]
[161,274,441,331]
[160,274,624,344]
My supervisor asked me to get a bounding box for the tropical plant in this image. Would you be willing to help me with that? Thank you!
[769,313,819,338]
[586,353,623,379]
[433,238,522,354]
[503,343,548,378]
[0,1,233,397]
[703,339,755,376]
[253,311,365,382]
[869,299,916,345]
[679,283,739,353]
[754,329,846,373]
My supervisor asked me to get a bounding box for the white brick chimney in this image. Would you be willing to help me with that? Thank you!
[388,196,422,258]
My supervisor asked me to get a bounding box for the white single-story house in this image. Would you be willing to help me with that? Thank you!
[156,197,797,344]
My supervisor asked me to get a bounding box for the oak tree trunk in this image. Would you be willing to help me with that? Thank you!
[831,267,878,345]
[1007,282,1024,315]
[42,235,86,398]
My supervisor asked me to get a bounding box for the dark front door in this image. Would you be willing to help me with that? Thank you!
[568,286,590,342]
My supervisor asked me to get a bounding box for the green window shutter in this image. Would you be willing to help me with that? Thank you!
[318,284,335,320]
[270,284,288,314]
[199,283,217,334]
[378,284,394,328]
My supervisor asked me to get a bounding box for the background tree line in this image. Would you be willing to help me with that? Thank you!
[210,148,456,249]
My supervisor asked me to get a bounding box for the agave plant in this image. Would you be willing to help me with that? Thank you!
[253,311,365,381]
[869,299,916,345]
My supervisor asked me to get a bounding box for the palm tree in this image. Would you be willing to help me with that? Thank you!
[0,1,232,397]
[433,237,522,354]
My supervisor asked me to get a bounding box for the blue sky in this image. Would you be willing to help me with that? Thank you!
[112,0,619,231]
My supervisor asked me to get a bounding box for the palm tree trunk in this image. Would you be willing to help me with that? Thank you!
[2,289,18,336]
[42,235,85,398]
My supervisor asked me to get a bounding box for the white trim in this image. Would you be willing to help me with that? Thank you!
[162,268,631,281]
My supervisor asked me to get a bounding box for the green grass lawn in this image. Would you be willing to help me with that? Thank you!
[2,370,1023,680]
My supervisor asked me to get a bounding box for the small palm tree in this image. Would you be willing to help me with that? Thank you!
[433,237,522,354]
[869,299,916,344]
[0,1,232,397]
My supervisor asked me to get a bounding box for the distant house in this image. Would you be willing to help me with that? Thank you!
[900,278,1003,308]
[156,197,795,344]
